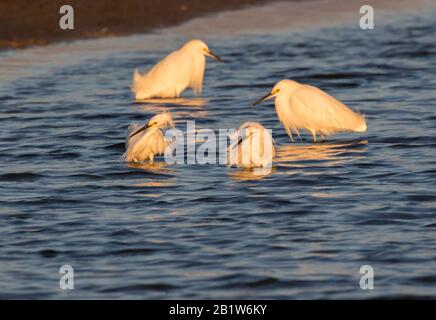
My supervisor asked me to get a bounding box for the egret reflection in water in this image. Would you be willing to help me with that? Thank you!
[275,139,368,167]
[228,140,367,181]
[126,160,172,173]
[137,98,209,119]
[228,166,276,181]
[135,97,208,107]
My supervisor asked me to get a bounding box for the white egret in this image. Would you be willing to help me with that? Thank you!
[228,122,275,168]
[253,79,367,142]
[124,112,175,163]
[132,39,221,100]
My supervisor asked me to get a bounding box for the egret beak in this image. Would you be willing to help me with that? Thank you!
[232,132,253,149]
[130,123,152,138]
[205,49,221,62]
[232,137,243,150]
[253,91,277,106]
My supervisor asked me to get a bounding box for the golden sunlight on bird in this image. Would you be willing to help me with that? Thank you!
[228,122,275,168]
[124,112,175,163]
[254,79,367,142]
[131,39,221,100]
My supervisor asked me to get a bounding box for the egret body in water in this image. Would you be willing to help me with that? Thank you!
[132,39,221,100]
[254,79,367,142]
[124,112,175,163]
[228,122,275,168]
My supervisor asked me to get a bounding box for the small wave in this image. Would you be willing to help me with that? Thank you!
[407,194,435,202]
[99,283,178,293]
[0,172,43,182]
[107,247,157,256]
[38,249,60,258]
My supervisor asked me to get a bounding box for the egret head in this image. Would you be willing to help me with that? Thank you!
[130,112,175,138]
[183,39,221,62]
[241,122,264,138]
[253,79,300,106]
[232,122,264,149]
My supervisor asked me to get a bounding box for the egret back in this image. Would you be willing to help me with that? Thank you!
[125,126,166,162]
[277,85,366,137]
[248,126,275,168]
[131,50,192,99]
[228,122,275,168]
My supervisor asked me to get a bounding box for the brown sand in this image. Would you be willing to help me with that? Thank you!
[168,0,436,37]
[0,0,280,50]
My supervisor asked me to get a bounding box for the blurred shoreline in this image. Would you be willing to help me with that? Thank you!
[1,0,435,84]
[0,0,278,50]
[1,0,435,52]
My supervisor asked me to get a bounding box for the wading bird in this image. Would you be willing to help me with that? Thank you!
[124,112,175,163]
[253,79,367,142]
[228,122,275,168]
[132,39,221,100]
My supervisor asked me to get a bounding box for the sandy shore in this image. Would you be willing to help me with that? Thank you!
[0,0,279,50]
[2,0,435,51]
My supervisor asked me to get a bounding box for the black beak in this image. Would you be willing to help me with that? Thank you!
[253,92,275,106]
[232,132,254,149]
[130,123,151,138]
[207,50,221,62]
[232,137,243,150]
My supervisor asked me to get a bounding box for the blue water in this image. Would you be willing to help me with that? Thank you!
[0,12,436,299]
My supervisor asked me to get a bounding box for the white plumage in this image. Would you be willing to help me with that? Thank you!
[124,112,175,163]
[254,79,367,142]
[228,122,275,168]
[132,39,221,100]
